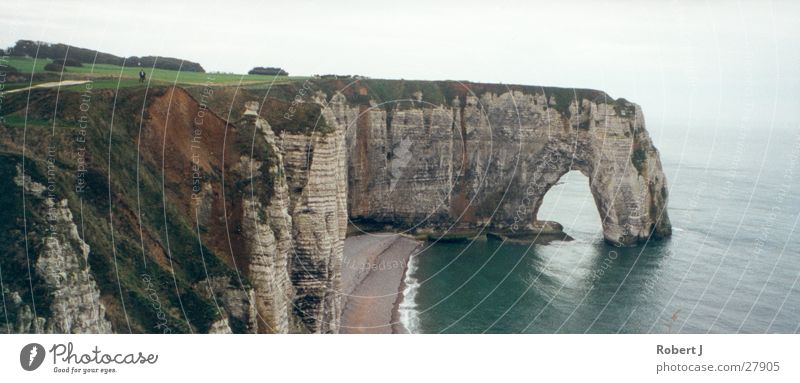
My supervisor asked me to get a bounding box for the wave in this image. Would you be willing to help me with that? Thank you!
[398,253,422,333]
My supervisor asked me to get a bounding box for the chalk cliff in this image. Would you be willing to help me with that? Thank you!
[0,87,347,334]
[238,101,347,333]
[319,82,670,246]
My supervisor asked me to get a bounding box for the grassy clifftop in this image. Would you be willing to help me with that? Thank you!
[3,56,626,115]
[304,77,617,108]
[2,56,304,90]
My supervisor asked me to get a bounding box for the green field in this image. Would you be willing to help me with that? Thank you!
[2,56,304,89]
[4,56,50,73]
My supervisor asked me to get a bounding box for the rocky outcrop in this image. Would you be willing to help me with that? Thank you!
[280,105,348,334]
[7,165,112,333]
[235,100,348,333]
[194,276,258,334]
[327,88,670,246]
[235,103,295,333]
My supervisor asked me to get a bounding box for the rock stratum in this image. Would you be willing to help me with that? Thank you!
[0,78,669,333]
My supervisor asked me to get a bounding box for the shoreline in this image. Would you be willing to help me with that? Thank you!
[339,233,421,334]
[390,258,410,334]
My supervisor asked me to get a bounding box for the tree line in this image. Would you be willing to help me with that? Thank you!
[6,40,206,72]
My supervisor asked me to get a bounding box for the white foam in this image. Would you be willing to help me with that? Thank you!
[398,253,422,333]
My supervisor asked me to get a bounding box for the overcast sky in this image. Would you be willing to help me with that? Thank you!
[3,0,799,131]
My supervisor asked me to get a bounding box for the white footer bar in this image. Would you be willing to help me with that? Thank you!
[1,334,797,382]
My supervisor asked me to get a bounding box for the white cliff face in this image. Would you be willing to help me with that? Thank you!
[237,103,295,333]
[327,89,670,246]
[235,100,348,333]
[280,106,348,334]
[10,165,113,333]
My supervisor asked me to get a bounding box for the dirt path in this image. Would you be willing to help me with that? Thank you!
[2,80,91,95]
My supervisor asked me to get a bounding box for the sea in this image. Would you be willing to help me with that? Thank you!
[399,126,800,333]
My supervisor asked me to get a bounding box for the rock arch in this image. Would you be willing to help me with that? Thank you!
[516,134,670,246]
[331,87,671,246]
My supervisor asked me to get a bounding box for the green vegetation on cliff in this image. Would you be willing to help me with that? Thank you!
[2,56,306,90]
[0,88,251,332]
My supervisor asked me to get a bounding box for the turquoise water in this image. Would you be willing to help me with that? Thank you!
[401,127,800,333]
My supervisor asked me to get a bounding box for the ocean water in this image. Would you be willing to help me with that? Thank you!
[400,127,800,333]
